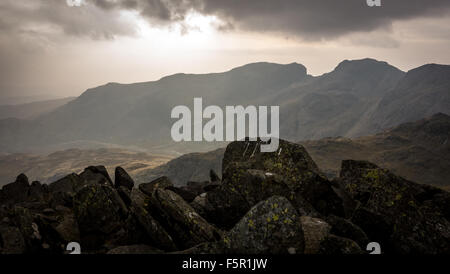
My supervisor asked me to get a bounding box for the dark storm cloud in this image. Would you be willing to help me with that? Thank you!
[194,0,450,39]
[90,0,450,39]
[91,0,200,24]
[1,0,450,41]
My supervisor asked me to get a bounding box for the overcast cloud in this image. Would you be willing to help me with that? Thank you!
[1,0,450,99]
[2,0,450,40]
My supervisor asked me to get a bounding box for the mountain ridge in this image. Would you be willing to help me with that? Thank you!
[0,58,449,154]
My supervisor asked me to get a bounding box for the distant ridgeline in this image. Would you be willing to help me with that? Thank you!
[0,59,449,155]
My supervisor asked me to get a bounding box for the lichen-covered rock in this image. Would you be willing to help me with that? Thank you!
[8,207,41,250]
[222,139,322,188]
[190,193,211,218]
[130,187,147,206]
[49,166,113,200]
[166,186,197,203]
[117,186,132,207]
[300,216,331,254]
[49,191,73,209]
[0,225,26,254]
[326,215,368,248]
[200,166,326,229]
[54,211,80,244]
[183,181,212,197]
[318,234,363,254]
[115,167,134,190]
[77,166,113,189]
[28,181,49,204]
[224,196,304,254]
[148,188,222,249]
[73,184,128,250]
[48,173,83,195]
[340,160,450,254]
[0,206,54,253]
[201,169,296,229]
[0,174,30,205]
[197,183,250,229]
[129,200,177,251]
[226,169,292,207]
[139,176,173,197]
[221,139,346,217]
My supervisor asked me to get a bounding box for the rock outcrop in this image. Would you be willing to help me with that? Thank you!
[0,138,448,254]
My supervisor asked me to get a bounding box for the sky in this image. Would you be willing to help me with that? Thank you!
[1,0,450,99]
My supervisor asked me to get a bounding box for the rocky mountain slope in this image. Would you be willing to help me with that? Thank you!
[0,59,448,154]
[301,113,450,187]
[0,139,448,254]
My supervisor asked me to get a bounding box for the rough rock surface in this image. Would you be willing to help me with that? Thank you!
[0,139,449,254]
[115,167,135,190]
[147,188,221,249]
[318,234,363,254]
[341,160,450,254]
[138,176,173,197]
[223,196,305,254]
[73,184,128,250]
[300,216,331,254]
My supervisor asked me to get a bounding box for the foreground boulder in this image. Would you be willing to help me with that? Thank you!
[115,167,135,190]
[222,139,343,215]
[0,174,32,206]
[128,188,177,251]
[195,183,250,229]
[318,234,363,254]
[0,225,26,254]
[48,165,113,200]
[73,184,128,250]
[147,188,222,249]
[79,166,113,187]
[198,139,345,229]
[340,160,450,254]
[223,196,304,254]
[138,176,173,197]
[300,216,331,254]
[326,215,368,248]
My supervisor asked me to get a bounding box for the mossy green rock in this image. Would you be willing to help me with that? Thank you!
[341,160,450,254]
[129,196,177,251]
[318,234,363,254]
[73,184,128,250]
[224,196,305,254]
[300,216,331,254]
[139,176,173,197]
[222,139,322,191]
[223,140,345,216]
[148,188,222,250]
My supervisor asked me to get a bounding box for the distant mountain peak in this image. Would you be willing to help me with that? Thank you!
[228,61,307,76]
[405,63,450,78]
[333,58,402,74]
